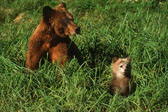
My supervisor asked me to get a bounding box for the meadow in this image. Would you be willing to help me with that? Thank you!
[0,0,168,111]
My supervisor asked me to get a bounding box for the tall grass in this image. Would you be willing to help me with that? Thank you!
[0,0,168,111]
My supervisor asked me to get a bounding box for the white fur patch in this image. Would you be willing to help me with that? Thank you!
[116,72,125,79]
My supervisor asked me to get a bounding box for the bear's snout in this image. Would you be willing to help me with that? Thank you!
[74,27,80,34]
[67,23,80,36]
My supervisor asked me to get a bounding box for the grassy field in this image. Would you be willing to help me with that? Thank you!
[0,0,168,111]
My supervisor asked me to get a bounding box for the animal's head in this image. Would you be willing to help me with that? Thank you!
[42,3,80,38]
[112,57,131,78]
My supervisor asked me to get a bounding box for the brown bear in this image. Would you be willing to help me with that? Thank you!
[25,3,82,70]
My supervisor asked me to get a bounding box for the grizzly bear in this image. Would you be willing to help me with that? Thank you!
[25,3,82,70]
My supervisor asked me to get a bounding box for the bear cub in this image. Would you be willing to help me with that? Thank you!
[109,57,135,96]
[26,3,82,70]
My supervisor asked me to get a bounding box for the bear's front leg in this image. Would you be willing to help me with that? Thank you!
[49,44,68,66]
[25,50,44,70]
[25,40,49,70]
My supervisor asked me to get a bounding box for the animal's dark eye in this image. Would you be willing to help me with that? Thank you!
[58,28,64,34]
[120,65,123,68]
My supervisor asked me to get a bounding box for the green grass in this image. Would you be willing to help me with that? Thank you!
[0,0,168,111]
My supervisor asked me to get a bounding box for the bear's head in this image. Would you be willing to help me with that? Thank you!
[42,3,80,38]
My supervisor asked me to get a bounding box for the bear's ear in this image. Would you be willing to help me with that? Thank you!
[43,6,54,21]
[58,2,66,8]
[112,57,118,63]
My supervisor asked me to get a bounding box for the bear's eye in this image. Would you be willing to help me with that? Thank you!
[58,28,64,34]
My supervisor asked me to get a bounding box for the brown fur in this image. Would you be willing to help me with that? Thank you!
[109,57,135,96]
[25,3,82,70]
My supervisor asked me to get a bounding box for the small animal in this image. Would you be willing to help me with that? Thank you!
[25,2,82,70]
[109,57,135,96]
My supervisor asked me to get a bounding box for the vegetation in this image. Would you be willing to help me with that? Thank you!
[0,0,168,111]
